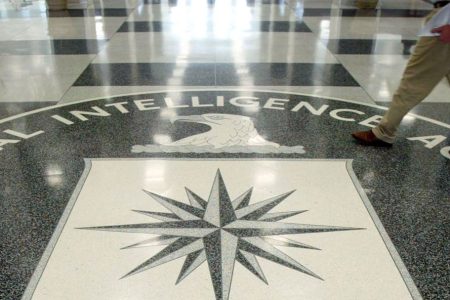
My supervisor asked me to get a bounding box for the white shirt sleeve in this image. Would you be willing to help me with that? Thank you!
[418,4,450,36]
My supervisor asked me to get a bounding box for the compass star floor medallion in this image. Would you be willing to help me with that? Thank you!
[82,170,360,300]
[25,159,418,300]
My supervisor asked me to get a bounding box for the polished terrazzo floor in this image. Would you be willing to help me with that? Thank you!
[0,0,449,300]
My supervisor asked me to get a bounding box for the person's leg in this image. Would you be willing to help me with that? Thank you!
[372,37,450,143]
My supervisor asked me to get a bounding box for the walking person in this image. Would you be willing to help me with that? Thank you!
[352,0,450,146]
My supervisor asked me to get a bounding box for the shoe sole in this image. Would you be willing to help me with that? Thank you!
[351,133,393,147]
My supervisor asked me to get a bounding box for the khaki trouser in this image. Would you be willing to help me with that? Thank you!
[373,9,450,143]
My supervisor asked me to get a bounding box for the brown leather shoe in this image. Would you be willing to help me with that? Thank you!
[351,130,393,147]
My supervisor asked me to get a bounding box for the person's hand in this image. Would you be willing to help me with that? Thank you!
[431,24,450,43]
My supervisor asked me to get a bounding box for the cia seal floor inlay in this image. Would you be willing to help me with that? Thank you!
[0,0,449,299]
[0,90,448,300]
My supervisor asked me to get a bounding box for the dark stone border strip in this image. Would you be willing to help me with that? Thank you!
[0,40,109,55]
[0,8,132,19]
[144,0,285,4]
[73,63,359,87]
[118,21,311,32]
[324,39,417,55]
[297,8,431,18]
[48,8,132,17]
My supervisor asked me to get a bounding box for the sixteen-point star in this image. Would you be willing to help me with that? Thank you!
[80,170,363,300]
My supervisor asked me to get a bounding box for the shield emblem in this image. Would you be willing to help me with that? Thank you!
[24,159,418,300]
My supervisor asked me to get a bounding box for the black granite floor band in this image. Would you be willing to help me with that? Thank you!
[0,39,109,55]
[73,63,216,86]
[94,8,132,17]
[144,0,285,4]
[324,39,417,55]
[73,63,359,87]
[118,21,163,32]
[0,8,132,18]
[118,21,311,33]
[339,8,431,18]
[258,21,311,32]
[48,8,133,17]
[285,8,430,18]
[216,63,359,86]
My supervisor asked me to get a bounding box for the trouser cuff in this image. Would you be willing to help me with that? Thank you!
[372,127,395,144]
